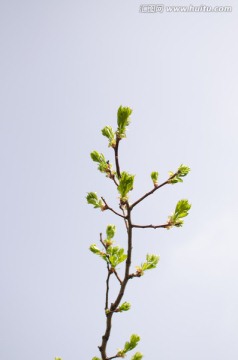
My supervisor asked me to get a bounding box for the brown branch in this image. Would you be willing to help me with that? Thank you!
[113,269,122,285]
[132,223,170,229]
[101,197,127,219]
[114,136,121,179]
[130,172,179,210]
[99,203,133,360]
[107,355,120,360]
[100,233,106,249]
[105,264,112,311]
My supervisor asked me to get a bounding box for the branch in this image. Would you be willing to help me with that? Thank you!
[114,136,121,178]
[132,223,170,229]
[107,355,120,360]
[101,197,127,219]
[105,264,112,311]
[113,269,122,285]
[130,172,179,210]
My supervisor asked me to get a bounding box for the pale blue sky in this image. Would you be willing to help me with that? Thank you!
[0,1,238,359]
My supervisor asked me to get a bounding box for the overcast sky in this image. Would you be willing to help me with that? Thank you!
[1,1,238,360]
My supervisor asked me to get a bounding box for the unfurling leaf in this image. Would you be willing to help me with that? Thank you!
[117,171,135,202]
[123,334,140,353]
[86,192,104,209]
[90,151,113,175]
[167,199,191,228]
[169,164,191,184]
[151,171,159,186]
[107,245,127,268]
[118,302,131,312]
[101,126,116,147]
[89,244,107,262]
[141,254,160,271]
[117,106,132,139]
[131,352,143,360]
[106,224,116,239]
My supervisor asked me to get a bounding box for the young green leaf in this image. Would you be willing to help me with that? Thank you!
[151,171,159,186]
[118,302,131,312]
[90,151,109,173]
[107,245,127,268]
[141,254,160,272]
[167,199,191,228]
[169,164,191,184]
[86,192,104,209]
[117,171,135,202]
[131,352,143,360]
[117,106,132,139]
[178,164,190,177]
[89,244,108,262]
[92,357,101,360]
[123,334,140,353]
[106,224,116,239]
[101,126,116,147]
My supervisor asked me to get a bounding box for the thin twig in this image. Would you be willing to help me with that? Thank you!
[130,172,179,210]
[105,264,112,311]
[100,233,106,249]
[114,136,121,178]
[101,197,127,219]
[107,355,120,360]
[113,269,122,285]
[132,223,170,229]
[120,204,129,231]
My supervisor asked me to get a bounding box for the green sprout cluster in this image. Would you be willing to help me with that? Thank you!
[136,254,160,276]
[86,192,104,210]
[101,126,116,148]
[89,225,127,269]
[90,151,115,178]
[117,334,141,358]
[117,171,135,203]
[169,164,190,184]
[167,199,191,228]
[117,106,132,139]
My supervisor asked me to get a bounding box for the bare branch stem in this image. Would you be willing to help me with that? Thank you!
[130,172,179,210]
[114,136,121,178]
[101,197,127,219]
[132,223,170,229]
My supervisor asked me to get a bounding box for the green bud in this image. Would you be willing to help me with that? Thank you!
[117,106,132,139]
[106,224,116,239]
[101,126,116,147]
[89,244,107,262]
[117,171,135,202]
[118,302,131,312]
[90,151,109,173]
[86,192,104,209]
[131,352,143,360]
[178,164,191,177]
[92,357,101,360]
[55,358,62,360]
[167,199,191,227]
[169,164,190,184]
[89,244,100,254]
[151,171,159,186]
[141,254,160,272]
[123,334,140,353]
